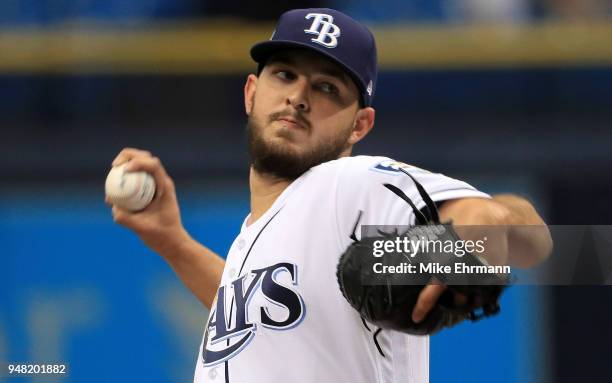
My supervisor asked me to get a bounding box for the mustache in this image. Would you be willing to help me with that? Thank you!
[268,110,310,129]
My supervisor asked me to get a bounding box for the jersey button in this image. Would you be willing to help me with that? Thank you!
[208,367,218,379]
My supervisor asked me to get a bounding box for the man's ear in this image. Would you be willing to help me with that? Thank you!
[348,107,375,145]
[244,74,258,115]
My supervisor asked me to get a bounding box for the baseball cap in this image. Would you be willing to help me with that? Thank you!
[250,8,378,107]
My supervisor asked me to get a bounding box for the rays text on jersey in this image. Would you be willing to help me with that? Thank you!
[202,262,306,366]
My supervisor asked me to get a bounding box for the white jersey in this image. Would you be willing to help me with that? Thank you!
[194,155,489,383]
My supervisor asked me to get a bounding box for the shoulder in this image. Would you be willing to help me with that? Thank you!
[315,155,489,207]
[305,155,487,203]
[308,155,435,185]
[309,155,410,178]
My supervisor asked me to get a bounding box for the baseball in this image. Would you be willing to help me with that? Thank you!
[105,163,156,212]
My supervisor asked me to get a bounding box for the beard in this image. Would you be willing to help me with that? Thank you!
[246,112,353,180]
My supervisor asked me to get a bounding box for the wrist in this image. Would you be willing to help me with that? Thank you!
[148,226,193,261]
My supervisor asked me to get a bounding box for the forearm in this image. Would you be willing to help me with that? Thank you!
[157,230,225,309]
[108,148,226,309]
[439,195,552,268]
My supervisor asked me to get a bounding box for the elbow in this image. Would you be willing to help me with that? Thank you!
[529,224,553,267]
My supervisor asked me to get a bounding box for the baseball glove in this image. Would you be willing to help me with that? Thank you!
[336,168,508,336]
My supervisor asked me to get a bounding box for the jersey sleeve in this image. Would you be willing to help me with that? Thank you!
[333,157,490,248]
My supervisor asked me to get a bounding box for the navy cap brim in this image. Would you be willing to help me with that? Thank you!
[250,40,368,106]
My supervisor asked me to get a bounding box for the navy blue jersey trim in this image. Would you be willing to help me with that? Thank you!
[239,208,283,275]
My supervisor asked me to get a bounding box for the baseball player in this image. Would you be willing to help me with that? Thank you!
[108,8,552,383]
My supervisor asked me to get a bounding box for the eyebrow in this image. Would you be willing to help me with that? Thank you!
[268,54,352,88]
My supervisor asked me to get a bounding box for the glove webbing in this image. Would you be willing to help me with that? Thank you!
[383,167,440,225]
[384,168,505,324]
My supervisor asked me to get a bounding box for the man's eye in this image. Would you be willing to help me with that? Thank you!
[276,70,294,80]
[319,82,339,94]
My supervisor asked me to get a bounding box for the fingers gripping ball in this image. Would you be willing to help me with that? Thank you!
[105,163,156,212]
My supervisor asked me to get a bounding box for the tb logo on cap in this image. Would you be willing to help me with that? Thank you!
[304,13,341,48]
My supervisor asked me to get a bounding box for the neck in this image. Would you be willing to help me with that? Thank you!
[248,167,292,226]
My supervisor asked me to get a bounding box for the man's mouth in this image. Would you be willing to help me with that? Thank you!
[276,117,305,130]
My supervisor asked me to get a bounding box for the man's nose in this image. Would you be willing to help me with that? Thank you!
[286,78,310,112]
